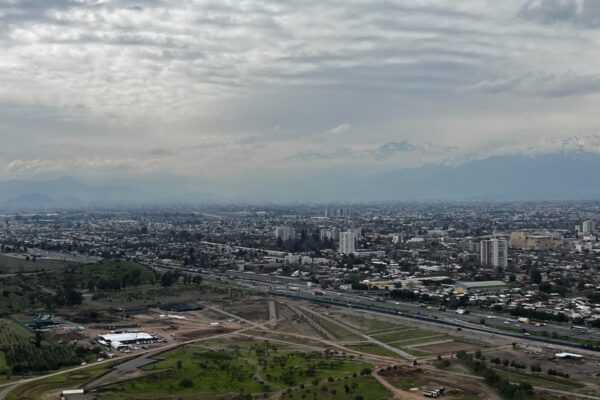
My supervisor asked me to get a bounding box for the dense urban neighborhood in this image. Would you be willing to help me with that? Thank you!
[1,203,600,400]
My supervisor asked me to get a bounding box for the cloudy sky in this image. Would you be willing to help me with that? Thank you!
[2,0,600,191]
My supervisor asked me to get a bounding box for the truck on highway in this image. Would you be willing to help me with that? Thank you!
[517,317,530,324]
[571,325,588,333]
[422,387,445,398]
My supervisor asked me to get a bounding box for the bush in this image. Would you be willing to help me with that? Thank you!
[179,378,193,388]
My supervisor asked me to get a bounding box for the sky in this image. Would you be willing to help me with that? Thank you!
[2,0,600,193]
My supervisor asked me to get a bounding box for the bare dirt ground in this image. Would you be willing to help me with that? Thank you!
[484,347,600,383]
[417,340,481,354]
[377,366,501,400]
[222,301,269,322]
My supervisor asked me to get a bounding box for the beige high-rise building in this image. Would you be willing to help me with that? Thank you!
[510,231,555,250]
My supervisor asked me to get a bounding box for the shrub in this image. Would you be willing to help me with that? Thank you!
[179,378,193,388]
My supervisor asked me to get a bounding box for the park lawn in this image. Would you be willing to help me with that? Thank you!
[447,391,485,400]
[397,347,430,357]
[0,254,75,273]
[390,377,426,389]
[261,350,372,386]
[345,344,399,358]
[6,363,111,400]
[0,352,8,373]
[72,260,157,284]
[246,331,331,350]
[386,334,450,346]
[102,343,374,399]
[310,315,362,341]
[281,376,390,400]
[370,328,434,343]
[493,368,584,392]
[338,314,400,332]
[109,348,263,398]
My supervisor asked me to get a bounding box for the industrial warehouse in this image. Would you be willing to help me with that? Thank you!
[96,331,164,351]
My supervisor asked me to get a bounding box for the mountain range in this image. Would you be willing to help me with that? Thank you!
[3,140,600,207]
[0,176,225,209]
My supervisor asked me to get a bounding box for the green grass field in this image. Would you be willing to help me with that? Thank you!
[6,363,112,400]
[390,376,426,389]
[493,368,584,392]
[369,328,433,343]
[98,342,375,399]
[310,315,362,341]
[281,376,389,400]
[0,254,75,274]
[337,314,400,332]
[72,260,157,284]
[345,344,398,358]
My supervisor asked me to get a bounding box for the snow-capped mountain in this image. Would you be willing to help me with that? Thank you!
[290,140,456,161]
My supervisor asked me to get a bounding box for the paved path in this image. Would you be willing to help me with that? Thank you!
[371,372,423,400]
[299,305,415,360]
[268,300,277,326]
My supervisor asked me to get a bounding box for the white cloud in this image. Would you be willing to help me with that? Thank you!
[467,71,600,97]
[0,0,599,186]
[325,123,351,136]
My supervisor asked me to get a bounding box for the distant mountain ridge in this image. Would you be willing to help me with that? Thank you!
[4,147,600,207]
[364,151,600,201]
[0,176,224,209]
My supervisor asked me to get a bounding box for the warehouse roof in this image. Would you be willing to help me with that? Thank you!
[99,332,153,343]
[455,281,507,289]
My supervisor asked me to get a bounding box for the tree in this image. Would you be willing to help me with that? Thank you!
[531,270,542,284]
[179,378,193,388]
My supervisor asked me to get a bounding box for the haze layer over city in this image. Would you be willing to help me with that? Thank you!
[2,1,600,400]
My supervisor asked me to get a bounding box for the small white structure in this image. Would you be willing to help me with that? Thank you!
[555,352,584,359]
[61,389,84,399]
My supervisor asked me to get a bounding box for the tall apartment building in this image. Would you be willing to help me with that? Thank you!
[274,226,296,241]
[582,220,596,235]
[480,238,508,268]
[325,207,351,218]
[339,231,356,255]
[319,228,339,241]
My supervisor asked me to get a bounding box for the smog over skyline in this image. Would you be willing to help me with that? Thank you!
[2,0,600,201]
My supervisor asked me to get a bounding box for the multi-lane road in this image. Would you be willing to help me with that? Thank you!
[210,270,600,351]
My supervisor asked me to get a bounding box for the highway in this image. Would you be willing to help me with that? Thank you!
[211,270,600,352]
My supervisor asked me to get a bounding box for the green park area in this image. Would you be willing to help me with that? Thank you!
[0,258,252,314]
[5,362,114,400]
[96,341,381,399]
[0,254,76,274]
[281,376,390,400]
[0,318,96,381]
